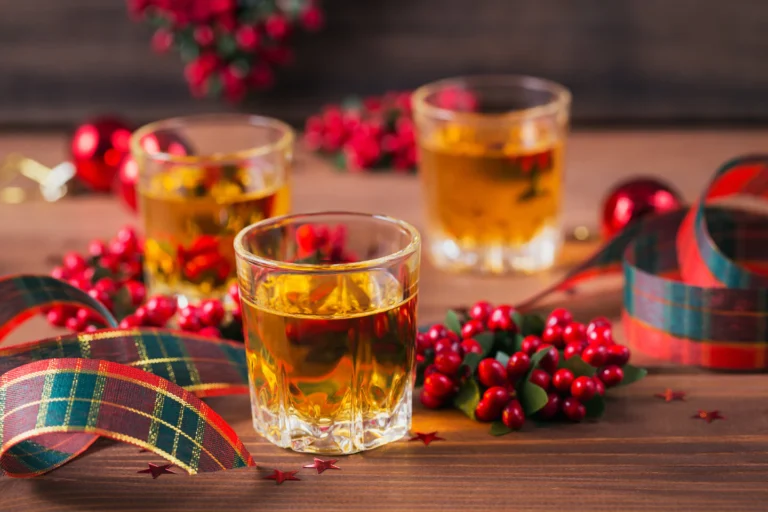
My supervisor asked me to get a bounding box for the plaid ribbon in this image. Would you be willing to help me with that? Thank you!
[0,275,254,478]
[520,155,768,370]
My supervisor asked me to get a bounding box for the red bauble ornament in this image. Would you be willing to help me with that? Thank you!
[70,117,134,192]
[601,178,683,238]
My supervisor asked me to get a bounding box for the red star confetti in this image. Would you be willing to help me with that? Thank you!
[303,458,341,474]
[137,463,175,479]
[654,388,686,402]
[693,410,725,423]
[409,431,445,446]
[263,469,301,485]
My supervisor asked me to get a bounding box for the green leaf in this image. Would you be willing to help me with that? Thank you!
[453,379,481,420]
[333,152,347,171]
[511,333,524,353]
[560,355,597,377]
[584,394,606,419]
[493,332,517,354]
[518,380,548,416]
[111,287,134,321]
[490,421,513,436]
[462,352,483,374]
[616,364,648,387]
[511,310,524,331]
[528,347,550,369]
[521,314,546,337]
[216,35,237,57]
[444,310,462,336]
[342,96,363,111]
[474,332,495,357]
[495,351,510,368]
[89,265,113,284]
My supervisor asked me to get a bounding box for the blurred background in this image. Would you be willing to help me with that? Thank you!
[3,0,768,129]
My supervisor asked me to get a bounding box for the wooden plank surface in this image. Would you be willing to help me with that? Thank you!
[1,130,768,511]
[3,0,768,126]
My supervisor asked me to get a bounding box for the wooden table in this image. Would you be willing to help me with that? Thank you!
[1,131,767,511]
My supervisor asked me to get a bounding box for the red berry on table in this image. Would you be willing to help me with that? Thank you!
[76,308,94,324]
[134,305,149,325]
[607,344,631,366]
[537,392,561,420]
[119,315,140,329]
[199,299,225,327]
[483,386,512,411]
[562,396,586,422]
[124,280,146,306]
[178,313,202,332]
[477,358,507,388]
[487,305,517,332]
[416,333,432,353]
[116,226,140,253]
[570,376,597,402]
[461,319,485,339]
[542,325,565,349]
[427,324,448,343]
[564,342,586,360]
[65,315,85,332]
[474,399,499,422]
[469,301,494,322]
[424,372,454,398]
[94,277,118,296]
[501,400,526,429]
[586,316,611,335]
[145,295,177,326]
[587,324,614,346]
[537,345,559,374]
[109,239,131,260]
[552,368,575,393]
[63,252,87,273]
[520,335,542,356]
[420,389,444,409]
[593,376,606,396]
[582,344,608,367]
[546,307,573,328]
[50,266,68,281]
[88,240,108,258]
[529,369,551,390]
[84,325,99,333]
[597,365,624,387]
[563,322,587,344]
[198,326,221,338]
[46,307,67,327]
[433,337,461,355]
[506,351,531,382]
[435,351,462,375]
[460,338,483,355]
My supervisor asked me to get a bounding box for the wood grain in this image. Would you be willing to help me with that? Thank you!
[1,130,768,511]
[3,0,768,126]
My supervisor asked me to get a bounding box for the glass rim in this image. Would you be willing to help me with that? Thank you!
[130,113,294,165]
[234,211,421,273]
[412,74,571,123]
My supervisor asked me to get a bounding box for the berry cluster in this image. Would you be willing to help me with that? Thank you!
[304,94,417,172]
[127,0,324,103]
[416,302,645,433]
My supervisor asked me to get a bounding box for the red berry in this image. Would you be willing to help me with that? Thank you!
[63,252,87,273]
[228,282,240,302]
[99,255,121,274]
[427,324,448,343]
[434,351,462,375]
[593,376,606,396]
[474,399,501,422]
[198,326,221,338]
[124,280,146,306]
[68,277,90,291]
[84,325,99,333]
[94,277,118,295]
[562,397,586,422]
[477,358,507,388]
[461,319,485,339]
[51,266,69,280]
[265,13,291,41]
[552,368,575,393]
[199,299,225,327]
[597,365,624,387]
[537,392,561,420]
[116,226,140,253]
[483,386,511,411]
[145,295,177,326]
[46,307,67,327]
[570,376,597,401]
[469,301,493,321]
[582,344,608,367]
[119,315,140,329]
[194,25,215,46]
[564,341,587,360]
[109,239,131,260]
[520,335,542,356]
[134,306,149,325]
[433,337,461,355]
[529,369,551,390]
[416,333,432,354]
[420,389,444,409]
[586,316,611,335]
[66,316,86,332]
[563,322,587,344]
[487,305,517,332]
[88,240,108,258]
[506,352,530,382]
[76,308,95,324]
[537,345,559,374]
[501,400,526,429]
[178,313,202,332]
[542,325,564,349]
[607,344,631,366]
[300,6,325,31]
[587,324,614,346]
[546,307,573,328]
[460,338,483,355]
[424,372,454,398]
[87,289,113,311]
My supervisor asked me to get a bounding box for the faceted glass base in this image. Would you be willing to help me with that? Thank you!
[427,225,562,274]
[250,387,412,455]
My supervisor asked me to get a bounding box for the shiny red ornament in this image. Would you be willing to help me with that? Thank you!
[601,178,683,238]
[408,431,445,446]
[70,116,134,192]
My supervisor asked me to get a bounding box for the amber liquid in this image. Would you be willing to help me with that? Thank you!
[420,126,563,247]
[242,271,416,453]
[139,166,290,301]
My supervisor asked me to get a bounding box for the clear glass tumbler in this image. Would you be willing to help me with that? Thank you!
[131,114,293,304]
[234,212,421,454]
[412,75,571,274]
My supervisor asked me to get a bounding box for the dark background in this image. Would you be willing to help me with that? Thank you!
[3,0,768,128]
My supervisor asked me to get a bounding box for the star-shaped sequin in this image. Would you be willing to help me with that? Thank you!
[137,463,175,479]
[654,389,686,402]
[409,431,445,446]
[693,410,724,423]
[263,469,301,484]
[303,458,340,474]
